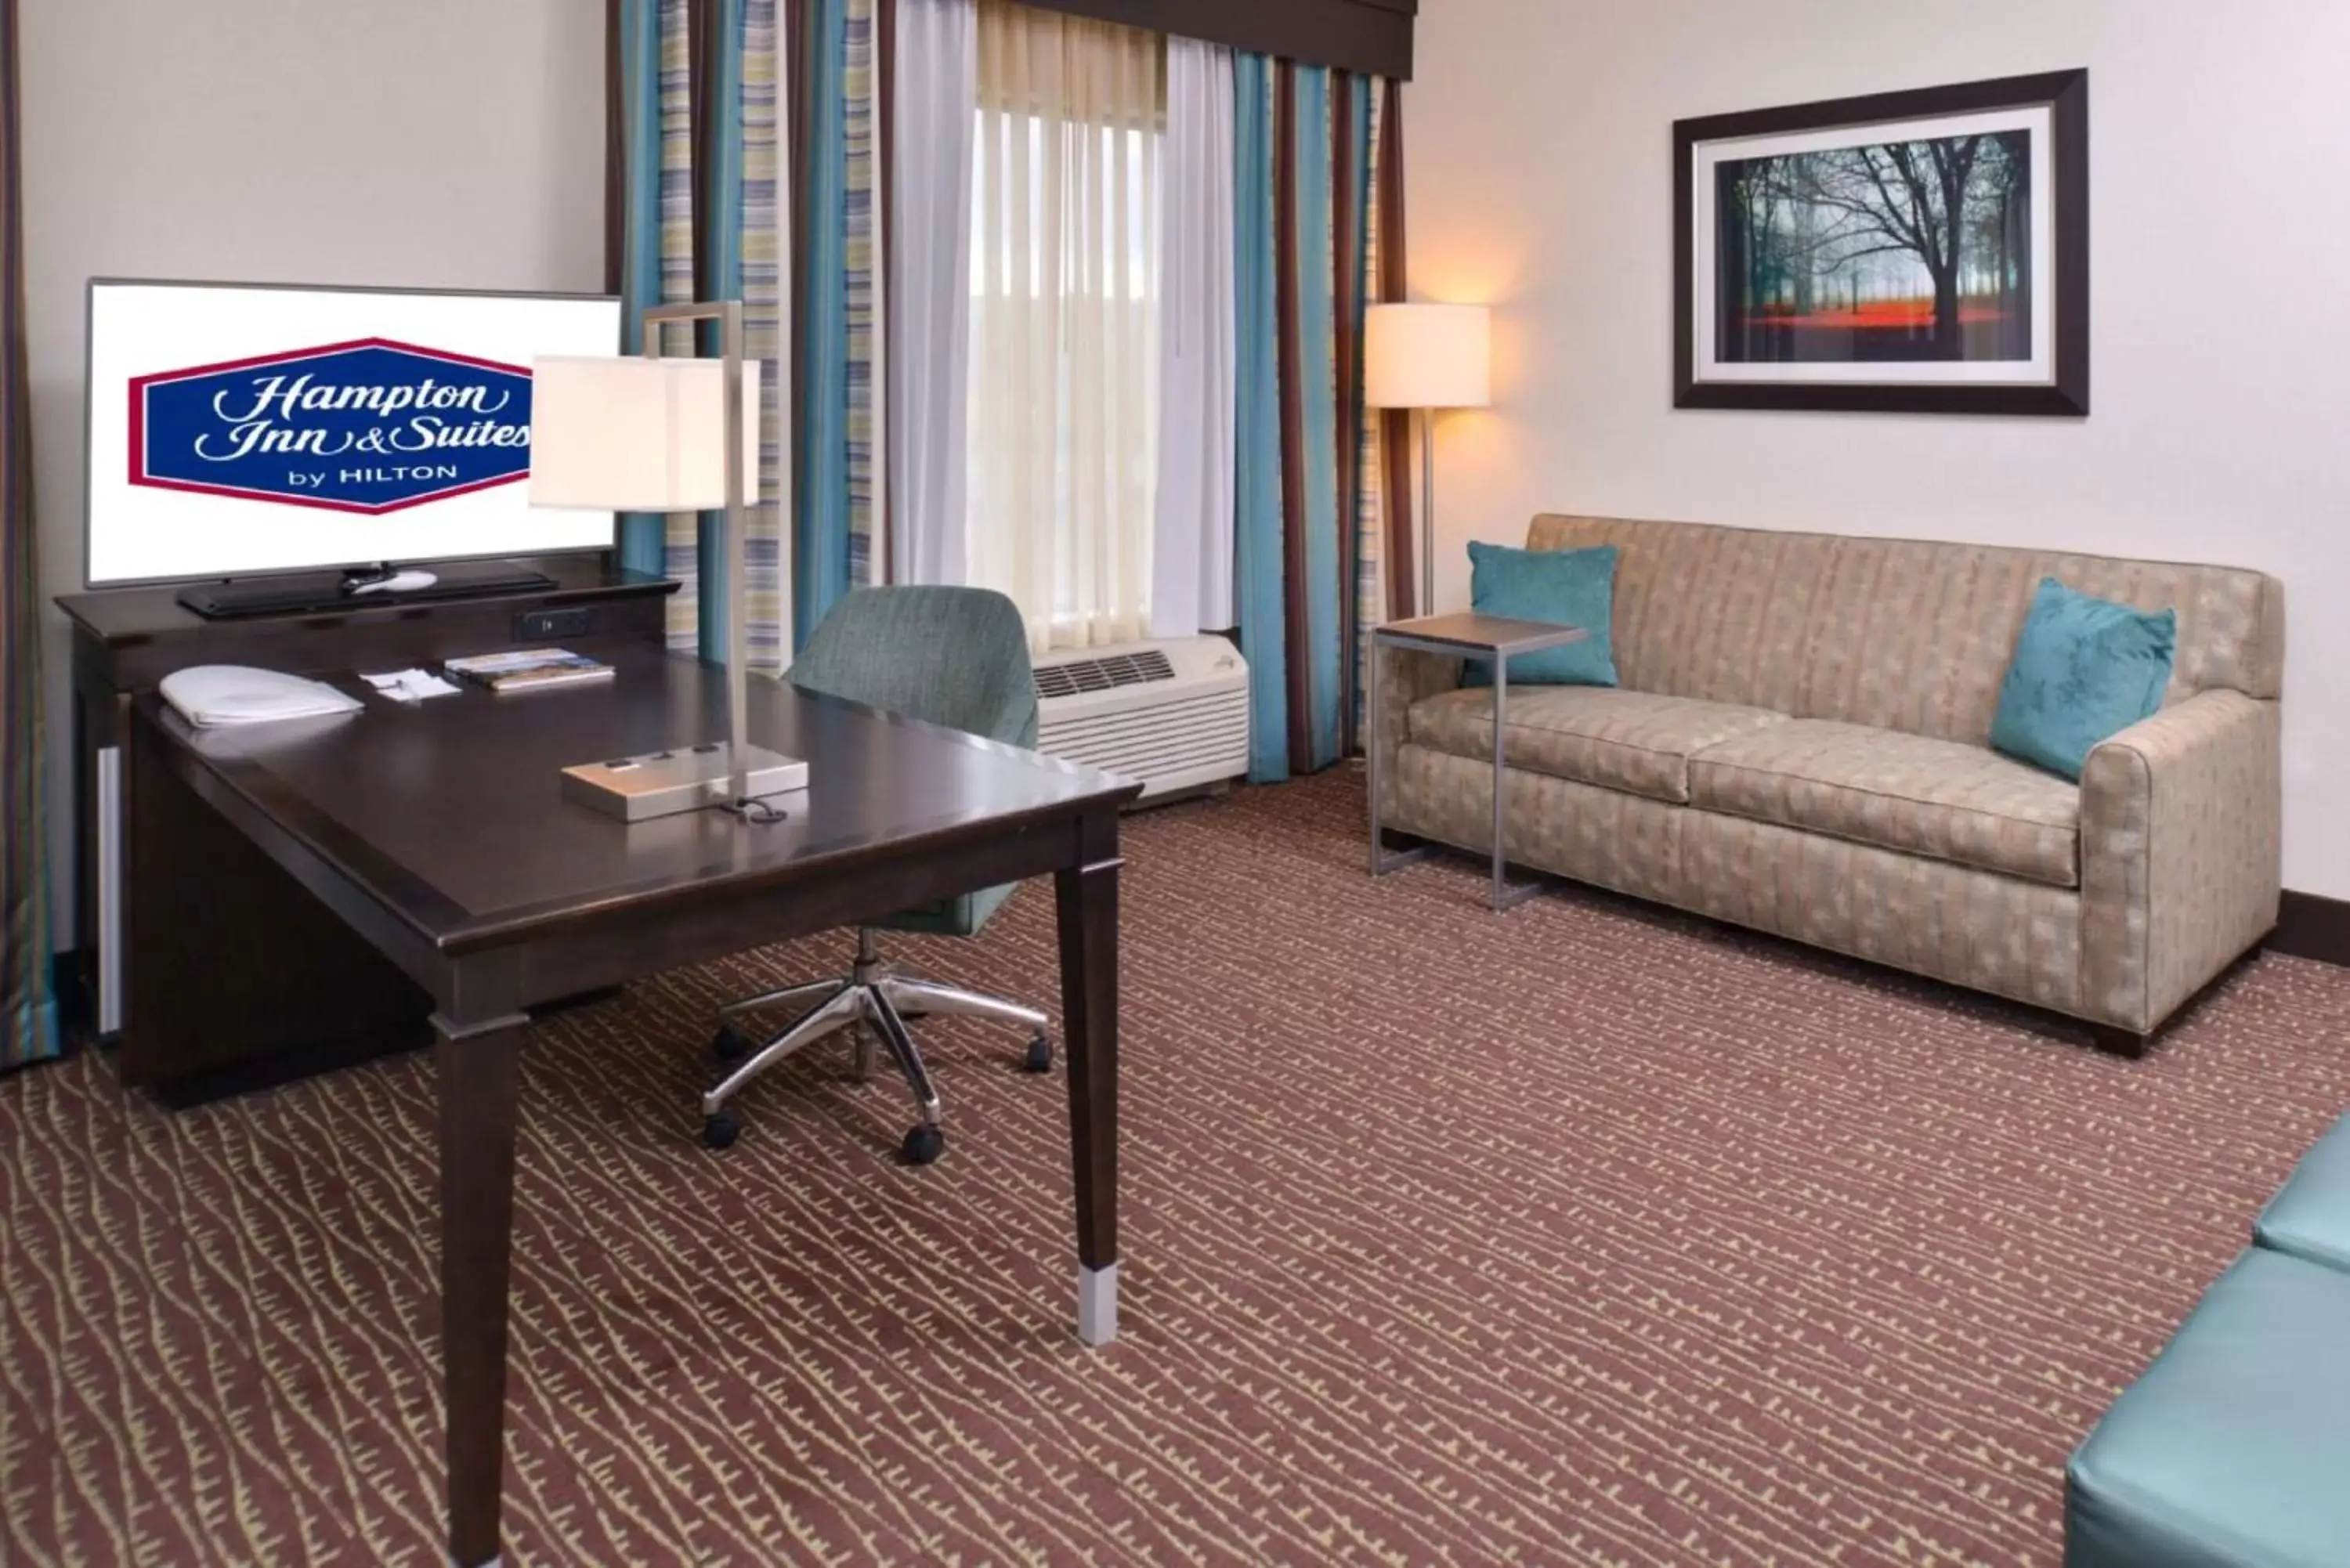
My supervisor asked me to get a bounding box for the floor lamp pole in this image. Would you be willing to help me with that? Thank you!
[1418,408,1437,617]
[720,303,747,810]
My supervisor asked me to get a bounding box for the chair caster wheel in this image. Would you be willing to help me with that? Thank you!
[712,1023,753,1064]
[900,1123,945,1165]
[703,1111,742,1150]
[1023,1034,1054,1074]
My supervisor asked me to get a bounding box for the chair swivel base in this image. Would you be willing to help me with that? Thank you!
[703,947,1051,1162]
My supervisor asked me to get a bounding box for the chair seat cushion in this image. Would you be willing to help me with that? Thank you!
[2255,1110,2350,1275]
[1407,685,1789,805]
[1687,719,2081,888]
[2066,1248,2350,1567]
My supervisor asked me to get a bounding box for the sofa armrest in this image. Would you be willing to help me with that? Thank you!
[1372,645,1461,793]
[2078,689,2281,1033]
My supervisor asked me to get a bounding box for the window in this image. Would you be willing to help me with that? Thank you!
[967,2,1164,651]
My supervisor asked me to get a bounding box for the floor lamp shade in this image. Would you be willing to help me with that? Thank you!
[1365,304,1491,411]
[529,355,761,512]
[1363,305,1491,618]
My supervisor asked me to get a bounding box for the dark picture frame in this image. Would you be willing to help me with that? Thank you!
[1673,70,2088,417]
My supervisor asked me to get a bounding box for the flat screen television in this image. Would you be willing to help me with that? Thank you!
[85,278,623,591]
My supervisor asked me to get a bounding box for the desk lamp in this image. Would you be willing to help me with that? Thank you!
[1365,303,1491,616]
[530,302,803,822]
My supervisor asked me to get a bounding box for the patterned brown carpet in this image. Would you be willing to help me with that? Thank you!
[7,768,2350,1566]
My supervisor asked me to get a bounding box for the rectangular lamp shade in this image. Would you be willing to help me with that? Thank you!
[1364,303,1491,410]
[529,354,761,511]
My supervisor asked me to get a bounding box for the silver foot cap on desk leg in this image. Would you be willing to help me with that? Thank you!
[1077,1263,1119,1346]
[454,1558,500,1568]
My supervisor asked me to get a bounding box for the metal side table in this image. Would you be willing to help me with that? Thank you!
[1368,612,1591,911]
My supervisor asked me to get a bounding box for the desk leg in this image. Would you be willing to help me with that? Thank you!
[1055,812,1121,1346]
[434,1009,527,1568]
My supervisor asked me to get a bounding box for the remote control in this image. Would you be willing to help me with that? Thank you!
[345,569,439,597]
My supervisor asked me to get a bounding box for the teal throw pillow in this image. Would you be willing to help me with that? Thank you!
[1460,540,1618,688]
[1988,576,2176,781]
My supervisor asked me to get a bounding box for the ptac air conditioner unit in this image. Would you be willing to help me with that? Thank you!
[1032,636,1249,802]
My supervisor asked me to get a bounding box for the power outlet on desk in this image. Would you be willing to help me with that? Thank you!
[515,605,599,641]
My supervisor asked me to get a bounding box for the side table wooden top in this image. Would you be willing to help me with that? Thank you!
[1376,612,1591,654]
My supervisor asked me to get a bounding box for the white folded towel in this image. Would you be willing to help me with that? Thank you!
[160,665,363,728]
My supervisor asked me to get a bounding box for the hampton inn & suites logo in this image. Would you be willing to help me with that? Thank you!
[128,338,535,515]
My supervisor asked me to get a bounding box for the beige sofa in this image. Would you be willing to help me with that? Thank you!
[1376,515,2285,1046]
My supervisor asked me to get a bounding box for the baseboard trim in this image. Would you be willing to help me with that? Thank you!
[2271,891,2350,968]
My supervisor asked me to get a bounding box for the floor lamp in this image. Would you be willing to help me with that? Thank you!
[1365,303,1492,617]
[530,302,805,822]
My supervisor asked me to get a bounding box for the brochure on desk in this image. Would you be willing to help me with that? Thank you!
[444,648,615,693]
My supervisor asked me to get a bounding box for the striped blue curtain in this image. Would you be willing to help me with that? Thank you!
[794,0,851,642]
[2,0,58,1069]
[791,0,883,650]
[611,0,665,584]
[613,0,719,658]
[1357,79,1408,744]
[612,0,878,667]
[1234,53,1287,782]
[1234,54,1385,783]
[844,0,881,599]
[696,0,747,666]
[737,0,788,670]
[692,0,790,670]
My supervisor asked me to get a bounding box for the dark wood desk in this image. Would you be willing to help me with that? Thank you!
[60,555,676,1056]
[130,646,1140,1568]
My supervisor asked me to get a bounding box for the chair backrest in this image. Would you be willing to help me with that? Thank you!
[786,586,1039,748]
[1524,514,2283,746]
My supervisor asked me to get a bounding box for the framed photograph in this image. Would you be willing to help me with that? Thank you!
[1674,70,2088,416]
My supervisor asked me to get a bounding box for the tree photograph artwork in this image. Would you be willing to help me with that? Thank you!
[1715,129,2031,364]
[1673,70,2088,416]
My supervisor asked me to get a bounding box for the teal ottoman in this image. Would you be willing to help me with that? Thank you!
[2254,1110,2350,1274]
[2067,1248,2350,1566]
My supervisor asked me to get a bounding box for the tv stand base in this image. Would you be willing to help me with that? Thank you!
[174,558,552,619]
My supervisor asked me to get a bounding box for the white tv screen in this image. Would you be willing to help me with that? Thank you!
[85,280,623,587]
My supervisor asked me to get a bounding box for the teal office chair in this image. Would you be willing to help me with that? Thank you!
[700,586,1054,1162]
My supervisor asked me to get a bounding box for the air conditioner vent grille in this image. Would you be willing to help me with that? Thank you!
[1029,637,1249,802]
[1034,648,1176,702]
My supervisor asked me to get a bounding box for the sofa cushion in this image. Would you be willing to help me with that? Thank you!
[1688,719,2081,888]
[1408,686,1788,806]
[1461,540,1620,688]
[1990,576,2177,781]
[2066,1248,2350,1567]
[2255,1110,2350,1275]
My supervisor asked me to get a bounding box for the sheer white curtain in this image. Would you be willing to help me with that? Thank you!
[1150,36,1236,638]
[968,2,1163,651]
[888,0,976,587]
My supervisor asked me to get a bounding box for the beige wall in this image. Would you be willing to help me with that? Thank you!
[21,0,607,932]
[1408,0,2350,899]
